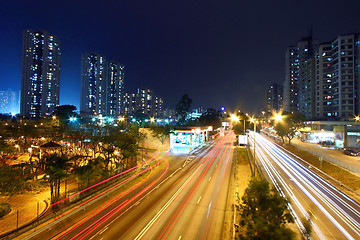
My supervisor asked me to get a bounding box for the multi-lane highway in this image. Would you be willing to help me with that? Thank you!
[21,131,235,240]
[249,132,360,240]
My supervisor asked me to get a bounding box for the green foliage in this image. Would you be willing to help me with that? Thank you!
[198,108,223,129]
[301,215,312,240]
[150,125,173,146]
[274,112,304,144]
[0,202,11,218]
[52,105,79,126]
[175,94,192,125]
[0,165,27,196]
[239,177,295,240]
[43,154,72,204]
[133,110,149,126]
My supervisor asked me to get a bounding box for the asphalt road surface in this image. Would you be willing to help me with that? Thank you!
[22,131,235,240]
[250,132,360,240]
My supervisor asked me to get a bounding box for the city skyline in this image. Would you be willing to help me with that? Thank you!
[1,1,360,114]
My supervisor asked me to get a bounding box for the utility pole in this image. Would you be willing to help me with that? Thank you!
[253,121,256,175]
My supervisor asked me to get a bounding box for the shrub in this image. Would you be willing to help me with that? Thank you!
[0,202,11,218]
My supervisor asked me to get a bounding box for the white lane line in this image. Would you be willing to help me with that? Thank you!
[97,166,183,239]
[178,236,182,240]
[207,201,212,218]
[134,165,200,240]
[197,196,202,204]
[99,227,108,235]
[208,177,211,182]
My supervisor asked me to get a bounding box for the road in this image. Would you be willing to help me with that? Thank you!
[250,132,360,240]
[22,131,235,240]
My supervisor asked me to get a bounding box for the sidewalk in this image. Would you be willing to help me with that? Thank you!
[289,138,360,175]
[0,178,81,237]
[0,149,160,237]
[0,191,49,236]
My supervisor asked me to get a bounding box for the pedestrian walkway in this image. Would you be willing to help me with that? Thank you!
[0,191,49,236]
[0,149,160,237]
[287,138,360,175]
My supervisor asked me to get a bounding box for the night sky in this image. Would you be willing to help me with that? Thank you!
[1,0,360,114]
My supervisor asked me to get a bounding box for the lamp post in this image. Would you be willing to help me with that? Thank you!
[15,145,20,156]
[243,118,246,134]
[250,117,257,175]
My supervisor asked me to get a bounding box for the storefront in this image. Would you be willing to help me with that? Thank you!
[169,127,211,153]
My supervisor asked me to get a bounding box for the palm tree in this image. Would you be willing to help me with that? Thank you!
[43,153,72,206]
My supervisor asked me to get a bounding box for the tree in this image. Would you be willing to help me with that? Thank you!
[274,112,304,145]
[198,108,223,129]
[175,94,192,125]
[43,153,72,205]
[133,110,149,126]
[150,125,173,150]
[239,177,295,240]
[0,165,27,196]
[52,105,79,125]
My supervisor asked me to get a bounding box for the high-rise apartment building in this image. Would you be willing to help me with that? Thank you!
[284,46,299,113]
[323,34,360,119]
[304,57,316,118]
[122,89,163,118]
[285,33,360,120]
[0,89,17,114]
[107,61,124,116]
[21,29,61,118]
[154,96,163,117]
[80,53,107,116]
[266,83,283,115]
[136,88,153,116]
[315,43,333,118]
[81,53,125,117]
[297,36,318,114]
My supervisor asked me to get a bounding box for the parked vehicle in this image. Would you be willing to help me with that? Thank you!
[343,149,359,156]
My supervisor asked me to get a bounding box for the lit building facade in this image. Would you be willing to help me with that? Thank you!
[80,53,107,116]
[0,89,17,114]
[284,46,299,113]
[21,29,61,118]
[266,83,283,115]
[284,35,318,115]
[107,61,124,116]
[313,34,360,120]
[122,89,163,118]
[315,43,333,118]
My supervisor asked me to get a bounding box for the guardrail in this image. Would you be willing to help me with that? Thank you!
[294,144,360,174]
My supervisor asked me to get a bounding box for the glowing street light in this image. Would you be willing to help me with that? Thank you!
[230,114,240,122]
[69,117,77,122]
[15,144,20,155]
[274,114,283,121]
[250,117,258,175]
[150,117,155,123]
[355,116,360,122]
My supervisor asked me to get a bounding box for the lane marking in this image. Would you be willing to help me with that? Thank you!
[99,227,108,235]
[197,196,202,204]
[178,236,182,240]
[208,177,211,182]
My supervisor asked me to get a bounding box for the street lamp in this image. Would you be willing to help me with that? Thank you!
[250,117,257,175]
[15,144,20,155]
[274,114,283,122]
[230,114,239,122]
[355,116,360,122]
